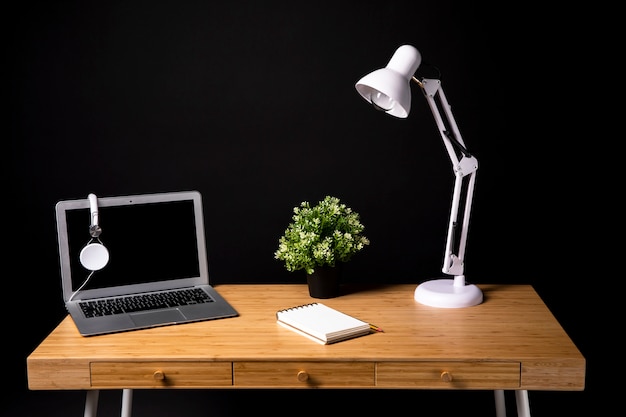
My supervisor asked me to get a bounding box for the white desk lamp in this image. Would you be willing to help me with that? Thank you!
[355,45,483,308]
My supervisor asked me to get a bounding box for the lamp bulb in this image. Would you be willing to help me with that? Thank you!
[370,92,395,112]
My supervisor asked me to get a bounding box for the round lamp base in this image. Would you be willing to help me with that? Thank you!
[414,279,483,308]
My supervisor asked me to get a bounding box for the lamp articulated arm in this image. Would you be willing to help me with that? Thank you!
[416,77,478,283]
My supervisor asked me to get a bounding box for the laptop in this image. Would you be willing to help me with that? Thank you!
[55,190,238,336]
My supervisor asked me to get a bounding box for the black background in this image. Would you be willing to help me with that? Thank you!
[8,1,607,415]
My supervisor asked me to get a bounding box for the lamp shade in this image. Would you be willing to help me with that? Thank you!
[355,45,421,118]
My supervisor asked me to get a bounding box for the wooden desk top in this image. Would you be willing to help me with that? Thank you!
[27,284,585,391]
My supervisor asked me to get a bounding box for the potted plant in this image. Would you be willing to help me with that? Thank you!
[274,195,370,298]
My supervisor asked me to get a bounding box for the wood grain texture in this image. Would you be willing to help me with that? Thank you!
[26,284,585,391]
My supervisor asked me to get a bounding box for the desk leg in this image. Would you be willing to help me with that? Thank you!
[515,390,531,417]
[494,390,506,417]
[84,390,99,417]
[121,389,133,417]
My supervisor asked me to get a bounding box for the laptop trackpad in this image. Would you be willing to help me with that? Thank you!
[130,309,186,327]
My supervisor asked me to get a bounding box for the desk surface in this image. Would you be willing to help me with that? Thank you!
[27,284,585,391]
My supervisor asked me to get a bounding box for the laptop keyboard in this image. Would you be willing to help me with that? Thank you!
[79,287,213,318]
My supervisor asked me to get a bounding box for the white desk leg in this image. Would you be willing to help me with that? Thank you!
[121,389,133,417]
[494,390,507,417]
[84,390,99,417]
[515,390,531,417]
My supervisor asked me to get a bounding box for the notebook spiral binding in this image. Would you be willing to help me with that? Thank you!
[276,302,320,317]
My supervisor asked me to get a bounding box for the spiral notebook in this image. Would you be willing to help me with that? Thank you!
[276,303,371,345]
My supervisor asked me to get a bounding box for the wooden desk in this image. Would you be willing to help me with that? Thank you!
[27,284,585,417]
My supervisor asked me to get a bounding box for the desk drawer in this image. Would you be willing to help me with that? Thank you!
[90,361,233,388]
[376,361,520,389]
[234,362,375,387]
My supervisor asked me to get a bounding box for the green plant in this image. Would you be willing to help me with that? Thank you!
[274,196,370,275]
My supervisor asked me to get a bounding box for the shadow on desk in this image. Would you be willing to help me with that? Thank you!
[5,388,589,417]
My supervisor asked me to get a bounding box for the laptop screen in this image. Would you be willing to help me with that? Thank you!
[62,198,201,293]
[66,200,200,291]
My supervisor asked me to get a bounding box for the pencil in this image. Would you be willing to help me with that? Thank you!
[369,323,384,333]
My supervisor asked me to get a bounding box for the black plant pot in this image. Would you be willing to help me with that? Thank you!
[306,265,342,299]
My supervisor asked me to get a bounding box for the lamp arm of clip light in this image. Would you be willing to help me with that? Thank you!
[416,77,478,286]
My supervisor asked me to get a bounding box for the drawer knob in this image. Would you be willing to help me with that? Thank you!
[297,371,309,382]
[440,371,452,383]
[153,370,165,381]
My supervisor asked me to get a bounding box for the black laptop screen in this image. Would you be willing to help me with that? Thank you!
[65,200,200,292]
